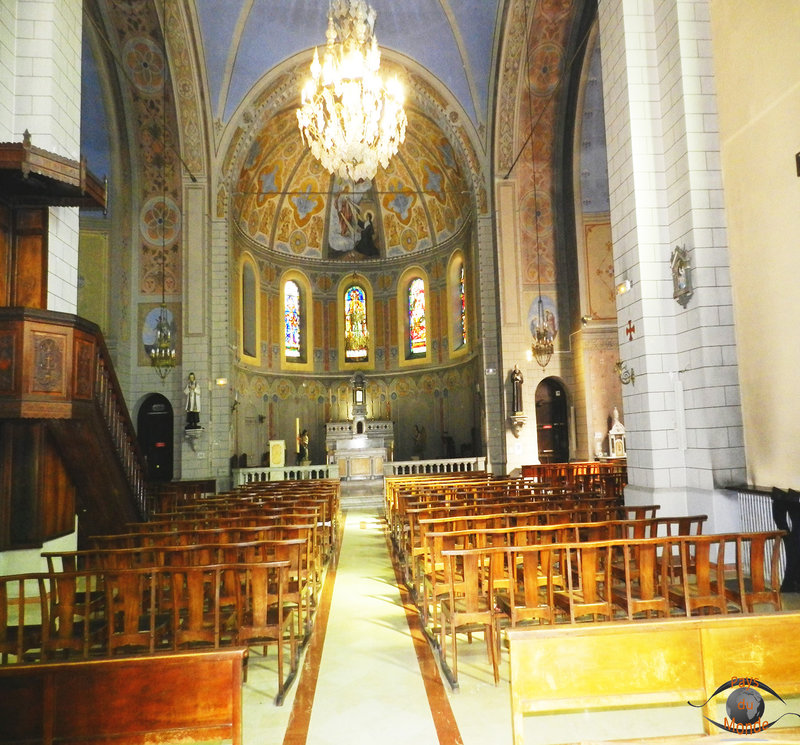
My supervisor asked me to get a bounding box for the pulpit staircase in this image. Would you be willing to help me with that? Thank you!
[0,308,147,550]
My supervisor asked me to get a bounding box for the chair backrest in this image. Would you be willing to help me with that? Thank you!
[104,568,160,653]
[0,574,48,662]
[733,530,785,612]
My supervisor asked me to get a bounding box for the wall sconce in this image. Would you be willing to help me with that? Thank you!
[215,377,228,387]
[615,360,635,385]
[616,279,631,296]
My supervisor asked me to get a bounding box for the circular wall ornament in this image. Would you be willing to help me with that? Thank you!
[140,196,181,247]
[122,37,165,96]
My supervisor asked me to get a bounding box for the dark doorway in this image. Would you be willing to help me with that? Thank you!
[535,378,569,463]
[137,393,174,482]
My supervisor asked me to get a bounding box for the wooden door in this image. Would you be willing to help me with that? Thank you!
[535,378,569,463]
[137,394,174,482]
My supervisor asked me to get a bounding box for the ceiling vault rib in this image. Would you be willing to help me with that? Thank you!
[215,0,255,123]
[438,0,484,132]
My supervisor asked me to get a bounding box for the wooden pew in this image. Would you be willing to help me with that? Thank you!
[0,648,246,745]
[507,611,800,745]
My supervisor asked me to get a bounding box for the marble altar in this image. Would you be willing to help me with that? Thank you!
[325,420,394,480]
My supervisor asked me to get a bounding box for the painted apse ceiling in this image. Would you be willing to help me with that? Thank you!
[81,1,607,303]
[233,107,470,261]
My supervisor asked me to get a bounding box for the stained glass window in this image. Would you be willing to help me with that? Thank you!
[344,285,368,361]
[408,277,426,355]
[459,262,467,346]
[284,280,301,359]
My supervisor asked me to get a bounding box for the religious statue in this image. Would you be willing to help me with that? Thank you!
[412,424,427,459]
[608,406,626,458]
[511,365,524,414]
[184,372,200,429]
[297,429,310,465]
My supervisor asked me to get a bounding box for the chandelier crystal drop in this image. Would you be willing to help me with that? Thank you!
[297,0,407,182]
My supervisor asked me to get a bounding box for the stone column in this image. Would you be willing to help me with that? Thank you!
[598,0,745,529]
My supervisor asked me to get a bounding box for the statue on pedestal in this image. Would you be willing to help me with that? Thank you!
[184,372,201,429]
[511,365,524,414]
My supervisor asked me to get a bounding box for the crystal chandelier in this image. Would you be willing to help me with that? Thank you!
[150,249,176,379]
[530,151,553,369]
[531,298,554,369]
[297,0,407,182]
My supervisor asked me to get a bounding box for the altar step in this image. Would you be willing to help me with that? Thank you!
[339,477,385,514]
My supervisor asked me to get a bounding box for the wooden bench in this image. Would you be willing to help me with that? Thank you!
[508,611,800,745]
[0,647,245,745]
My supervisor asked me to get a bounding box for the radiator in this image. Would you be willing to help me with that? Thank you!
[736,489,786,580]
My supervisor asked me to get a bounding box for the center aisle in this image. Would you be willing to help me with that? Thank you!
[304,510,445,744]
[247,503,511,745]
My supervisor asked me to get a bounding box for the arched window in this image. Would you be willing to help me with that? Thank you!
[396,268,430,367]
[408,277,427,356]
[284,280,301,359]
[344,284,369,362]
[458,262,467,347]
[281,271,313,370]
[241,259,257,360]
[447,251,468,356]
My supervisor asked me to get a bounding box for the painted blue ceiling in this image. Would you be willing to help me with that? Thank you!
[194,0,501,126]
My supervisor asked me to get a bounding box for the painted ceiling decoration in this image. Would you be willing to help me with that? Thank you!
[82,0,588,285]
[194,0,499,130]
[233,106,470,260]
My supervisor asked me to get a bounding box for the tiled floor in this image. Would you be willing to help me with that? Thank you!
[240,499,800,745]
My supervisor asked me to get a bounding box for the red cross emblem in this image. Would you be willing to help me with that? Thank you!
[625,320,636,341]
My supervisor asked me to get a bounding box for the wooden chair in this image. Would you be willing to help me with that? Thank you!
[44,570,106,659]
[170,565,227,649]
[611,537,672,620]
[274,523,320,612]
[234,562,296,701]
[0,574,47,663]
[668,534,736,616]
[732,530,784,612]
[495,544,557,631]
[105,569,170,655]
[554,541,616,622]
[439,547,502,685]
[421,528,477,631]
[263,537,313,640]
